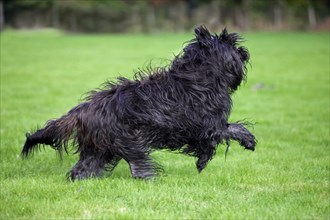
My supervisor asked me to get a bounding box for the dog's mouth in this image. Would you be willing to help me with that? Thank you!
[245,145,255,151]
[244,140,256,151]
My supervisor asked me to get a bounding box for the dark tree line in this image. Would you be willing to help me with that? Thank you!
[1,0,329,32]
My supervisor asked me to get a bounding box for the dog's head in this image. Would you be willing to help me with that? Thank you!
[172,26,250,93]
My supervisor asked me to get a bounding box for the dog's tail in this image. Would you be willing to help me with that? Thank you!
[22,103,87,158]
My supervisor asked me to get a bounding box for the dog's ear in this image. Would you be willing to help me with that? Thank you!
[194,25,211,44]
[219,28,241,46]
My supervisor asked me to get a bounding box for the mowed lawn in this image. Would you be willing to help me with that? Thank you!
[0,29,329,219]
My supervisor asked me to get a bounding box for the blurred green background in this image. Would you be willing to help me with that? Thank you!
[1,0,329,32]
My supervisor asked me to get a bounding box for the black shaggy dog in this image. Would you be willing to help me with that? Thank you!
[22,26,256,181]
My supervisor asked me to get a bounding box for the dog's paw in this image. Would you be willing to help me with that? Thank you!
[241,135,256,151]
[196,155,211,173]
[68,168,90,181]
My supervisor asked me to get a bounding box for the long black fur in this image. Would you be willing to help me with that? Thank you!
[22,26,256,181]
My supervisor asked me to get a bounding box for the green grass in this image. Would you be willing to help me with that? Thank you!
[1,29,329,219]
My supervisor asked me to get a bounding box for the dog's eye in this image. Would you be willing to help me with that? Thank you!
[238,46,249,63]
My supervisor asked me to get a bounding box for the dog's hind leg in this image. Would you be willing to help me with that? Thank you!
[226,123,256,151]
[123,153,157,179]
[69,150,108,181]
[105,155,122,173]
[69,156,105,181]
[69,153,122,181]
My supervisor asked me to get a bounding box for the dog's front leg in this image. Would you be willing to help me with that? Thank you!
[195,142,216,173]
[225,123,256,151]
